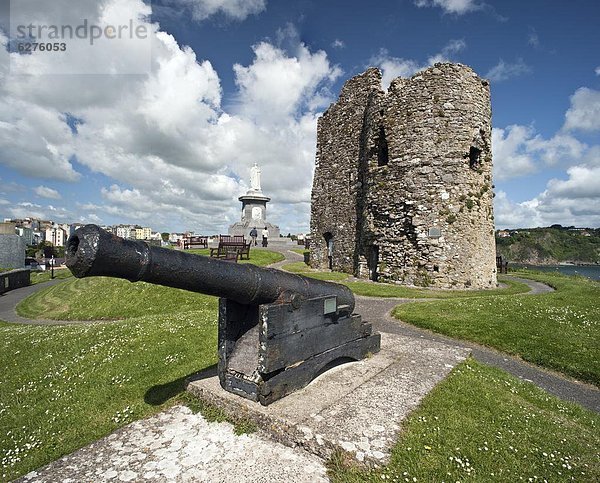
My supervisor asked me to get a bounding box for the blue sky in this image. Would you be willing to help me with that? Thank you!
[0,0,599,233]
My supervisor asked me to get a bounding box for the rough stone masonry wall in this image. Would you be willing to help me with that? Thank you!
[0,235,26,269]
[310,68,383,273]
[365,64,496,288]
[311,63,497,289]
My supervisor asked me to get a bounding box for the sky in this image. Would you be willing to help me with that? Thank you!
[0,0,599,233]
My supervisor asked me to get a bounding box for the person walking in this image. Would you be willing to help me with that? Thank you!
[249,227,258,246]
[261,227,269,247]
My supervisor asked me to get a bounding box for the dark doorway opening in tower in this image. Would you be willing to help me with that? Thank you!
[377,125,389,167]
[367,245,379,281]
[469,146,482,169]
[323,232,333,270]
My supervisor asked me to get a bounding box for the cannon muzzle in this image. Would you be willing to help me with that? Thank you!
[66,224,354,313]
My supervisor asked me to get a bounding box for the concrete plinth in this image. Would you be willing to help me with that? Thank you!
[187,332,470,467]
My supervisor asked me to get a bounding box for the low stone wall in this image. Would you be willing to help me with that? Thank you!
[0,234,26,269]
[0,268,31,295]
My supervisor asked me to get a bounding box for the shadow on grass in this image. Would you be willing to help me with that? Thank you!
[144,364,217,406]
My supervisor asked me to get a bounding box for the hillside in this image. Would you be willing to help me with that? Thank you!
[495,226,600,265]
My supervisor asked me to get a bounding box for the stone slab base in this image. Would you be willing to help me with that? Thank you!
[187,332,470,467]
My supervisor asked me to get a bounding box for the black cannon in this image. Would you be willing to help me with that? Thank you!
[66,225,380,405]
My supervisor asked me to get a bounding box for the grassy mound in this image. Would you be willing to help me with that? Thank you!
[17,278,210,321]
[344,276,530,298]
[17,249,284,321]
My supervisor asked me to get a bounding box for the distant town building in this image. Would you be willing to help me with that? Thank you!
[169,233,184,244]
[116,225,135,239]
[134,227,152,240]
[0,222,16,235]
[45,225,67,247]
[16,227,34,245]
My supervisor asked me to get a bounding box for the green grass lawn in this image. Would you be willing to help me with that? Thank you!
[187,248,284,266]
[281,262,351,281]
[0,307,218,481]
[3,259,599,480]
[329,358,599,482]
[17,277,213,320]
[393,271,600,385]
[282,261,531,298]
[29,268,73,285]
[345,276,531,298]
[17,249,284,321]
[290,248,309,255]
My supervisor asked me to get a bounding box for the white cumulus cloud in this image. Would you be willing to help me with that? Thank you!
[563,87,600,132]
[371,39,466,89]
[492,124,588,180]
[0,2,341,232]
[494,101,600,228]
[413,0,482,15]
[492,125,537,180]
[485,59,531,82]
[34,186,62,200]
[170,0,267,21]
[233,42,341,122]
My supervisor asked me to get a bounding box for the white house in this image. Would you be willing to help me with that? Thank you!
[45,226,67,247]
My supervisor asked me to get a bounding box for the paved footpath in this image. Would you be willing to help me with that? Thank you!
[354,286,600,413]
[18,406,328,483]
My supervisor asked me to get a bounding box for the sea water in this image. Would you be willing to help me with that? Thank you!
[512,264,600,281]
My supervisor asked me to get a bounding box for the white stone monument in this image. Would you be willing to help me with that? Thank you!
[228,164,280,239]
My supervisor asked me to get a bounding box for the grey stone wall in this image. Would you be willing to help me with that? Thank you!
[310,68,383,273]
[310,63,497,289]
[0,234,26,269]
[0,268,30,294]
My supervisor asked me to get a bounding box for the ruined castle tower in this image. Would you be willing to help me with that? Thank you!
[310,63,497,289]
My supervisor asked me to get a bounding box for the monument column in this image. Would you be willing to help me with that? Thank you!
[228,164,280,239]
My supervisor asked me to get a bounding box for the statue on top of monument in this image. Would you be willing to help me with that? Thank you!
[250,163,262,192]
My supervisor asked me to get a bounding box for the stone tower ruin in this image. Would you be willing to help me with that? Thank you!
[310,63,497,289]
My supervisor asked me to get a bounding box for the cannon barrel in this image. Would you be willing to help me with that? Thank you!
[65,225,355,313]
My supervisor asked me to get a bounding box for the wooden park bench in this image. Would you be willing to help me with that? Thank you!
[496,255,508,274]
[210,235,251,262]
[179,236,208,250]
